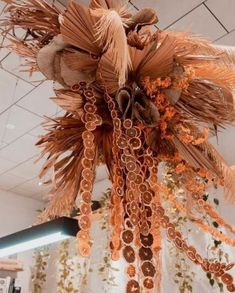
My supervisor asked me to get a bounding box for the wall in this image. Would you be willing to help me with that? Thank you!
[0,189,44,293]
[0,189,44,237]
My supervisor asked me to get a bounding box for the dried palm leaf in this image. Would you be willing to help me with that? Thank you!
[61,1,100,55]
[96,50,119,94]
[60,56,94,86]
[51,90,84,116]
[90,0,129,12]
[165,31,235,69]
[38,152,85,221]
[5,38,40,74]
[196,141,235,202]
[129,39,157,73]
[193,63,235,90]
[138,34,176,80]
[62,48,99,72]
[172,130,235,201]
[36,114,86,219]
[36,105,113,220]
[147,128,176,157]
[92,8,132,85]
[1,0,60,37]
[177,80,235,127]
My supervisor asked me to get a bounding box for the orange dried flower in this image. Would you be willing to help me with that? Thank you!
[176,163,186,174]
[164,106,176,119]
[160,120,167,132]
[193,128,209,145]
[161,76,172,88]
[180,133,194,144]
[177,77,189,90]
[198,168,207,178]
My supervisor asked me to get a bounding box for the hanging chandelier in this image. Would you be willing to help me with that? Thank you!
[1,0,235,292]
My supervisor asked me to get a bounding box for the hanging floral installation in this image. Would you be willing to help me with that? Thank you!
[164,170,231,292]
[1,0,235,292]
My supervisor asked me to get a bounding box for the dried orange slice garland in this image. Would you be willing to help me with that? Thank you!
[1,0,235,292]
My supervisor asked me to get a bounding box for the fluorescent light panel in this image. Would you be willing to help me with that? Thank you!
[0,217,79,258]
[0,232,70,258]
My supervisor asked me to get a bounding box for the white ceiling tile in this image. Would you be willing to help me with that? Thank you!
[168,5,227,41]
[28,124,46,138]
[210,126,235,166]
[1,105,42,143]
[0,172,26,190]
[0,111,8,140]
[11,177,50,198]
[9,186,38,198]
[0,141,7,148]
[0,134,38,163]
[0,157,17,174]
[17,81,58,117]
[206,0,235,32]
[8,157,43,180]
[215,30,235,46]
[131,0,204,29]
[1,52,45,85]
[33,192,45,201]
[0,68,34,113]
[0,37,10,61]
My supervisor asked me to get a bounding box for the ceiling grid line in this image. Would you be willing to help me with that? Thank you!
[203,2,229,33]
[0,154,37,177]
[0,63,39,87]
[0,80,43,116]
[213,30,233,43]
[15,104,43,119]
[164,2,207,30]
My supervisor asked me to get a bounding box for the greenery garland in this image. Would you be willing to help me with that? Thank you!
[31,247,50,293]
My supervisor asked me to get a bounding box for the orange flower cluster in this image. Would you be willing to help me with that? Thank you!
[177,125,209,146]
[192,128,209,145]
[175,163,186,174]
[142,76,172,97]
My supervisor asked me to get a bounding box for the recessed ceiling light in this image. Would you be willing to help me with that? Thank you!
[6,123,16,130]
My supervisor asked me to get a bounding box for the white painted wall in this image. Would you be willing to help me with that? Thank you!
[0,189,44,293]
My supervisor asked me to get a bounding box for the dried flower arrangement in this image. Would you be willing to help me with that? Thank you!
[1,0,235,292]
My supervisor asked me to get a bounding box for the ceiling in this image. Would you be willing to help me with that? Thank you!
[0,0,234,201]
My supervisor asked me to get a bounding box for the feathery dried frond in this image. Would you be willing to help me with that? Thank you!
[197,141,235,202]
[61,1,100,55]
[90,0,129,12]
[138,34,176,79]
[96,50,119,94]
[51,90,84,116]
[5,37,40,74]
[0,0,61,36]
[166,30,235,69]
[177,80,235,127]
[93,8,132,86]
[193,63,235,90]
[36,114,86,219]
[62,48,99,72]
